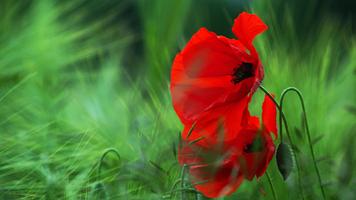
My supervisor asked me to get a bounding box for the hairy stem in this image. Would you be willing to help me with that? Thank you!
[98,148,121,181]
[259,85,287,141]
[280,87,326,200]
[259,85,305,200]
[266,171,278,200]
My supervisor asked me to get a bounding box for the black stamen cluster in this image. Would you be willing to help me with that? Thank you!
[231,62,254,84]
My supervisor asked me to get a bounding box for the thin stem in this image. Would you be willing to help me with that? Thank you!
[266,171,278,200]
[98,148,121,181]
[259,85,305,200]
[280,87,326,200]
[259,85,287,141]
[91,182,108,199]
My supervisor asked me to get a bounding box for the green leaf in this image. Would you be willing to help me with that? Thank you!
[276,142,294,180]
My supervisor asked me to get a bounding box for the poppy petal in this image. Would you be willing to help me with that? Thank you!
[231,12,267,90]
[262,94,278,138]
[179,28,244,78]
[194,169,244,198]
[170,28,253,124]
[179,143,244,198]
[255,133,275,177]
[236,95,276,179]
[181,96,250,147]
[238,129,275,179]
[232,12,268,50]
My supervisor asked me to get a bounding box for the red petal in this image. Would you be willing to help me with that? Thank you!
[179,28,244,78]
[232,12,268,53]
[180,96,250,147]
[170,28,250,124]
[262,94,278,138]
[235,96,276,179]
[237,128,275,179]
[255,133,275,177]
[194,168,244,198]
[231,12,267,90]
[178,143,244,198]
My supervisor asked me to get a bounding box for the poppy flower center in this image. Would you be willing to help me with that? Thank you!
[231,62,254,85]
[244,135,263,153]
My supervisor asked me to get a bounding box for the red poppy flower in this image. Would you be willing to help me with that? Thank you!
[178,95,277,198]
[170,12,268,126]
[238,94,277,180]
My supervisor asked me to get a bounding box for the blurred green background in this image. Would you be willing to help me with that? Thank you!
[0,0,355,199]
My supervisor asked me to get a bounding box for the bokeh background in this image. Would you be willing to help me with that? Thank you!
[0,0,355,199]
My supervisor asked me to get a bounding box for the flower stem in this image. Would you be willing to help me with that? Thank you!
[259,85,305,200]
[266,171,278,200]
[258,85,285,141]
[98,148,121,181]
[280,87,326,200]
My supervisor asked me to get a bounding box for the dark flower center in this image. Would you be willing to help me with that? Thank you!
[231,62,254,84]
[244,135,263,153]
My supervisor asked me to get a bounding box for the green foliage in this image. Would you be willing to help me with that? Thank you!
[0,0,355,199]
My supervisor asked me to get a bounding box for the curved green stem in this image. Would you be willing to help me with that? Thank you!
[266,171,278,200]
[90,148,121,199]
[98,148,121,181]
[259,85,305,200]
[259,85,288,141]
[91,182,108,199]
[280,87,326,200]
